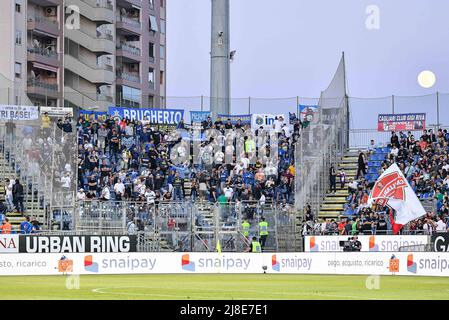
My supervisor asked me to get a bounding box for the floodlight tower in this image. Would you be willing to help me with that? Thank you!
[210,0,231,119]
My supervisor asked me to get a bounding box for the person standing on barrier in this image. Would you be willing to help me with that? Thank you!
[172,171,184,201]
[259,217,269,248]
[251,236,262,253]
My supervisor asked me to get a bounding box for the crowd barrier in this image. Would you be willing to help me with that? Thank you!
[304,235,430,252]
[1,252,449,277]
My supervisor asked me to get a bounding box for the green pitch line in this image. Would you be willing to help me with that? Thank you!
[0,274,448,300]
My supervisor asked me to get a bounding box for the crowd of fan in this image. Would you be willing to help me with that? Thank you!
[76,115,301,208]
[306,128,449,235]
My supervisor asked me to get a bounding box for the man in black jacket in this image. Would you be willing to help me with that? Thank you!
[12,179,24,214]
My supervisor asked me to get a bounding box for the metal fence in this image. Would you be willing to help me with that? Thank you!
[72,200,297,252]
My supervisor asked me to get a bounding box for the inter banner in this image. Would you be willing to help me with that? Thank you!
[0,105,39,121]
[251,113,287,131]
[109,107,184,125]
[217,114,251,125]
[19,235,137,253]
[378,113,426,132]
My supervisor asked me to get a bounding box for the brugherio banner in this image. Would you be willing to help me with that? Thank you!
[0,105,39,121]
[40,107,74,117]
[19,235,137,253]
[432,233,449,252]
[217,114,251,125]
[80,110,108,122]
[190,111,211,123]
[109,107,184,125]
[378,113,426,132]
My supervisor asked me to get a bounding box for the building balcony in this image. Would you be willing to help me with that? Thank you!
[27,47,60,68]
[65,54,114,85]
[27,78,60,99]
[29,0,62,7]
[65,0,114,24]
[27,14,59,37]
[116,43,142,62]
[117,0,142,8]
[116,16,142,35]
[64,86,112,111]
[65,27,114,55]
[116,71,141,88]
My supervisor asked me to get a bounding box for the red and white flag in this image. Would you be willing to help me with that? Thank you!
[368,163,426,234]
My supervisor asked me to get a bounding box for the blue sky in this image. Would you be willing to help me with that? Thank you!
[167,0,449,99]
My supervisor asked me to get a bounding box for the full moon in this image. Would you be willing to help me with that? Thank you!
[417,70,436,88]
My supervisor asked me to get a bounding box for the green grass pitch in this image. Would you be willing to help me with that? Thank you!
[0,274,448,300]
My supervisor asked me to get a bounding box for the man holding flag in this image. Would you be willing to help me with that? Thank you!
[367,163,426,234]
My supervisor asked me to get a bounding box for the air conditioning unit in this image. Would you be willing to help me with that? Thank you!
[45,7,57,16]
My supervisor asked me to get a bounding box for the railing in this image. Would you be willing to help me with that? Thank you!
[148,81,155,90]
[81,0,113,10]
[117,42,141,56]
[116,71,140,83]
[96,30,114,41]
[28,14,58,27]
[149,56,155,64]
[27,78,58,91]
[27,47,58,59]
[71,200,294,252]
[118,15,142,29]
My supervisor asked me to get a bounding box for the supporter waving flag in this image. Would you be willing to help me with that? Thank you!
[367,163,426,234]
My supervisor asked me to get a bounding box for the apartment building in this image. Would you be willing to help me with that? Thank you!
[0,0,166,110]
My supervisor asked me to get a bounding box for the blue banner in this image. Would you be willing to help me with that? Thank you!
[80,110,108,122]
[108,107,184,125]
[190,111,211,123]
[217,114,251,125]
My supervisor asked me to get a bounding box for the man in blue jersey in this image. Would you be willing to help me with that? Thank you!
[20,216,33,234]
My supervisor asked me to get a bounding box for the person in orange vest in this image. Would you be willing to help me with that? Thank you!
[0,218,12,234]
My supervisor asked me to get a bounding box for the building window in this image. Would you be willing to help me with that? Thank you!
[15,31,22,45]
[149,42,155,60]
[160,19,166,34]
[14,62,22,78]
[160,71,164,85]
[160,45,165,59]
[148,68,154,82]
[15,3,21,13]
[149,15,159,32]
[149,0,154,10]
[160,0,164,8]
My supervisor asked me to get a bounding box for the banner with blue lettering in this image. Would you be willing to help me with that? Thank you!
[80,110,108,122]
[190,111,211,123]
[108,107,184,126]
[217,114,251,125]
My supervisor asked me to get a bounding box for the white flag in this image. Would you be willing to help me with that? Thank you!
[368,163,426,233]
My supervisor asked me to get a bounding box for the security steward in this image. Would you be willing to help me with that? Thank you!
[242,219,250,239]
[259,217,269,248]
[251,236,262,253]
